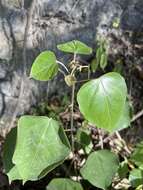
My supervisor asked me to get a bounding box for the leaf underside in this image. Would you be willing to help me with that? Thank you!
[57,40,92,55]
[7,116,71,183]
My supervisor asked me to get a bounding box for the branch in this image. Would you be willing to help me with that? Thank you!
[131,109,143,123]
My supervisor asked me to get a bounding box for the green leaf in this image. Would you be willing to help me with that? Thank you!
[77,72,127,132]
[100,53,108,70]
[135,185,143,190]
[39,124,71,179]
[96,47,102,65]
[8,166,22,182]
[57,40,92,55]
[129,169,143,188]
[10,116,71,183]
[114,101,131,132]
[80,150,119,190]
[76,128,93,154]
[131,141,143,169]
[46,178,83,190]
[91,58,99,73]
[118,160,129,179]
[30,51,58,81]
[38,160,64,180]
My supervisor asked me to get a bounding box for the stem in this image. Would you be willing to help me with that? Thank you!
[58,68,66,76]
[88,65,91,79]
[115,132,131,154]
[73,53,76,62]
[56,60,69,73]
[79,65,88,69]
[71,83,78,178]
[71,83,75,152]
[70,53,77,152]
[71,66,77,76]
[76,79,90,83]
[131,109,143,123]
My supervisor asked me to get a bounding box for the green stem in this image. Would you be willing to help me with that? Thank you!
[71,84,78,178]
[71,83,75,152]
[70,53,77,152]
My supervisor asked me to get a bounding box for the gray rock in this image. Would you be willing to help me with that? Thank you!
[0,0,142,130]
[0,20,12,61]
[0,64,7,79]
[120,0,143,31]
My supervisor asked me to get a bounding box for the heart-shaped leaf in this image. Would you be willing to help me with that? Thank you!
[46,178,83,190]
[57,40,92,55]
[9,116,71,183]
[30,51,58,81]
[77,72,127,132]
[80,150,119,190]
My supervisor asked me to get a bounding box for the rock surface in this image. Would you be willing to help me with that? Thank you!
[0,0,143,130]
